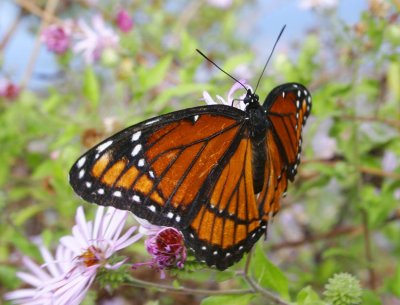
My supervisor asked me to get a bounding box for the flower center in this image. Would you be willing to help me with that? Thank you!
[156,228,185,254]
[79,246,101,267]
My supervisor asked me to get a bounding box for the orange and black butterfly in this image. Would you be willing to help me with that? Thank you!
[69,80,311,270]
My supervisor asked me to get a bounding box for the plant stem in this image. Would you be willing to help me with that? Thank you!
[125,276,253,296]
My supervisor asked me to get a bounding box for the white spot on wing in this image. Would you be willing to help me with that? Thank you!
[97,140,113,153]
[131,144,142,157]
[98,188,104,194]
[175,215,181,222]
[138,159,145,167]
[131,131,141,142]
[78,169,85,179]
[148,205,156,212]
[202,246,206,250]
[77,156,86,168]
[167,212,174,219]
[85,181,92,188]
[132,195,141,202]
[145,118,160,126]
[194,115,199,122]
[149,171,155,178]
[113,191,122,197]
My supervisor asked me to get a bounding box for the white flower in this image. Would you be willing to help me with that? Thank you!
[381,151,398,173]
[73,15,119,64]
[202,80,252,111]
[299,0,337,10]
[206,0,232,9]
[312,119,337,159]
[394,188,400,200]
[5,206,142,305]
[4,244,76,304]
[134,215,165,236]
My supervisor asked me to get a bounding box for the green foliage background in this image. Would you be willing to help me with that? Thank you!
[1,1,399,304]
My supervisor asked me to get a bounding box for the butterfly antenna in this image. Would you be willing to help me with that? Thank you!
[254,25,286,94]
[196,49,248,91]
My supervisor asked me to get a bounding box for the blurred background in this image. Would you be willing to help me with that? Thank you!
[1,0,399,304]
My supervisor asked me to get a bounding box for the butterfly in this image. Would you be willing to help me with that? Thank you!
[69,80,311,270]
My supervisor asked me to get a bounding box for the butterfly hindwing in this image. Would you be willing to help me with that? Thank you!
[258,83,312,218]
[184,137,266,269]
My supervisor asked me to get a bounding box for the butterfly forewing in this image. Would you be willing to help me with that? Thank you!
[69,105,250,228]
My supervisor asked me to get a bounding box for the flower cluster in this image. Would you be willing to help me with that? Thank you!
[202,79,251,111]
[5,204,189,304]
[41,9,133,64]
[133,217,186,279]
[4,206,142,304]
[323,273,363,305]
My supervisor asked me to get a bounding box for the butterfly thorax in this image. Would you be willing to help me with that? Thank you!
[245,93,268,195]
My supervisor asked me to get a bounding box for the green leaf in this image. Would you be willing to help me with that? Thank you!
[297,286,325,305]
[387,61,400,100]
[0,265,19,289]
[137,55,172,92]
[251,245,289,299]
[386,265,400,297]
[82,67,100,108]
[13,205,45,226]
[201,294,254,305]
[179,30,199,60]
[361,290,381,305]
[145,83,213,112]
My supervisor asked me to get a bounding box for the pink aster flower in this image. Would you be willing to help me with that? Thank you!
[0,78,19,100]
[202,80,252,111]
[116,9,133,33]
[133,217,186,278]
[41,23,72,54]
[73,15,119,64]
[5,206,141,305]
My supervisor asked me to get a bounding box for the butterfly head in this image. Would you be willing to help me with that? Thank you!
[243,89,260,108]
